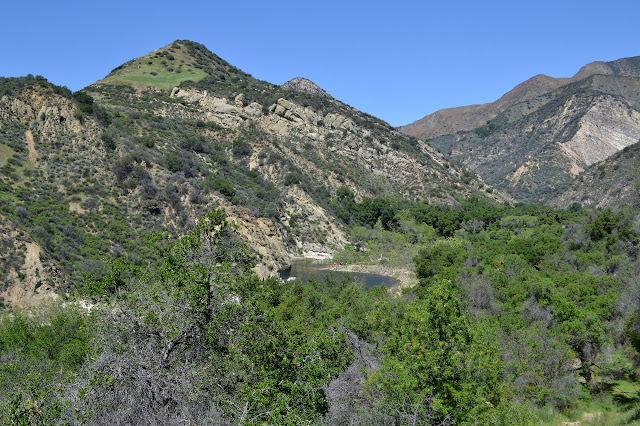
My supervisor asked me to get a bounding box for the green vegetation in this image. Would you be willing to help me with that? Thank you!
[0,303,95,424]
[99,41,209,90]
[1,210,355,424]
[2,201,640,424]
[330,194,640,423]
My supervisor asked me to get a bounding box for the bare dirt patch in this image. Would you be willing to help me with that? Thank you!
[2,242,57,307]
[25,130,38,166]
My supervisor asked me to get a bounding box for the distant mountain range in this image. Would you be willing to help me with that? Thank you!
[401,56,640,204]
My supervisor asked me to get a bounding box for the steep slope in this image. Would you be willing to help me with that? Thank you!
[551,142,640,209]
[0,41,502,305]
[403,56,640,203]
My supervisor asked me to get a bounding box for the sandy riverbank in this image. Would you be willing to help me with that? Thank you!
[337,264,418,294]
[297,251,334,260]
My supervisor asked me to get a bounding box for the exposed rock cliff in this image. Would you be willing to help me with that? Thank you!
[403,56,640,203]
[559,96,640,167]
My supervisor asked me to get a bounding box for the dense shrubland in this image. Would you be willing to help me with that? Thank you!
[0,210,352,424]
[332,193,640,423]
[2,197,640,424]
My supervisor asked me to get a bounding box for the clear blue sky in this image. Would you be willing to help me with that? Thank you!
[2,0,639,126]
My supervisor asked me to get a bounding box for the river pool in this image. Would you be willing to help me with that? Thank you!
[279,259,399,288]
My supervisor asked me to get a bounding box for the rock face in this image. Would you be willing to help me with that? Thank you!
[0,214,60,307]
[401,56,640,203]
[551,142,640,209]
[559,96,640,167]
[281,77,332,98]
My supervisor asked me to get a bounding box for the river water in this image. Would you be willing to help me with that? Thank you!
[279,259,399,288]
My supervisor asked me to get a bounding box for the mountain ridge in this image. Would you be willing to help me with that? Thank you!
[400,55,640,204]
[400,55,640,140]
[400,74,571,140]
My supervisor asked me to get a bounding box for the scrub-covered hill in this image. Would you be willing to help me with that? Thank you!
[0,41,500,304]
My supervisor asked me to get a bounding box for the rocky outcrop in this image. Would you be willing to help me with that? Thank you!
[281,77,332,98]
[0,214,60,307]
[559,96,640,167]
[171,87,266,125]
[170,87,246,126]
[270,98,306,123]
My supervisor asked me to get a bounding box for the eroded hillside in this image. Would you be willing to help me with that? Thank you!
[0,41,503,305]
[402,56,640,204]
[423,74,640,203]
[551,141,640,209]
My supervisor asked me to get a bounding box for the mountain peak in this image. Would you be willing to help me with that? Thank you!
[281,77,332,98]
[573,55,640,80]
[93,40,241,91]
[493,73,569,108]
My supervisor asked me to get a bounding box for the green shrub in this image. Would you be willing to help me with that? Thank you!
[163,151,184,173]
[232,139,251,157]
[206,176,235,199]
[283,172,300,186]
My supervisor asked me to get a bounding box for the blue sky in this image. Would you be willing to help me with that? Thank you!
[2,0,639,126]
